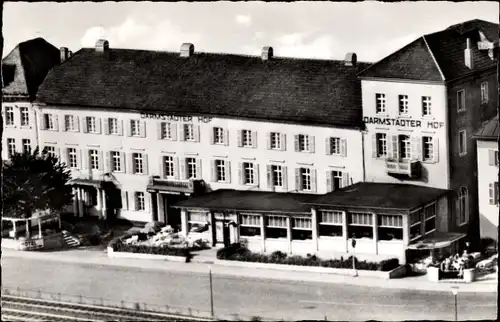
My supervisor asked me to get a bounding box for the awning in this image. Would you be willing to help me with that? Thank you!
[68,178,103,188]
[407,232,466,250]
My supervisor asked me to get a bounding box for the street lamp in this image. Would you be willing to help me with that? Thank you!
[451,286,459,322]
[351,237,358,277]
[208,265,214,318]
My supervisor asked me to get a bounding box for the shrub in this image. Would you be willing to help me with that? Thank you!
[113,241,191,258]
[378,258,400,271]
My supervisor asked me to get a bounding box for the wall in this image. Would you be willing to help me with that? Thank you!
[2,102,39,160]
[36,104,364,222]
[361,80,449,189]
[477,140,499,241]
[436,195,450,233]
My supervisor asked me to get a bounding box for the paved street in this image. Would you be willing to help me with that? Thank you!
[2,256,497,321]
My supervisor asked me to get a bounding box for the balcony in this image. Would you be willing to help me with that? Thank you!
[147,176,205,195]
[386,159,421,179]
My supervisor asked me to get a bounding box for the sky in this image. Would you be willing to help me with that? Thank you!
[3,1,498,62]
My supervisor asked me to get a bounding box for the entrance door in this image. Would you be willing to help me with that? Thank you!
[215,221,224,243]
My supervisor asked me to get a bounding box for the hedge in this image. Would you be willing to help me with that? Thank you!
[113,241,192,259]
[216,244,399,271]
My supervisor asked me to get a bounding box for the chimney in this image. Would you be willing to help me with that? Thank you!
[344,52,357,67]
[180,43,194,57]
[464,38,473,69]
[60,47,69,63]
[95,39,109,53]
[261,46,273,61]
[68,51,73,58]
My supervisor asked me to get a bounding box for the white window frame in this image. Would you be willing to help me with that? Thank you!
[44,145,56,158]
[330,137,341,155]
[422,136,434,162]
[376,133,387,158]
[489,182,499,205]
[135,192,145,211]
[481,82,488,104]
[86,116,97,133]
[270,132,281,150]
[111,151,122,172]
[458,187,469,225]
[332,171,343,190]
[130,120,141,137]
[44,113,55,130]
[398,95,409,115]
[423,203,436,235]
[184,124,195,141]
[267,215,287,228]
[108,118,119,135]
[378,214,403,228]
[348,212,373,239]
[160,122,172,140]
[68,148,78,168]
[133,152,144,174]
[457,89,465,112]
[5,106,14,125]
[240,214,262,237]
[409,209,423,242]
[242,129,253,147]
[213,127,224,145]
[272,165,283,187]
[298,134,310,152]
[458,130,467,156]
[7,138,16,157]
[318,210,343,237]
[243,162,255,185]
[164,155,175,178]
[300,167,312,191]
[20,107,29,126]
[215,159,227,182]
[399,134,412,160]
[22,139,31,154]
[186,157,197,179]
[89,149,99,170]
[422,96,432,117]
[65,115,76,131]
[375,93,386,114]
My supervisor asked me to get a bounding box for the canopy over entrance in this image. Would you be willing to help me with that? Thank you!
[407,232,466,250]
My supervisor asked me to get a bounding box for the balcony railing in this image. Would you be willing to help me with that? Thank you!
[386,159,421,179]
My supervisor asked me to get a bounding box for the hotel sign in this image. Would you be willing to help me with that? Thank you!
[363,116,444,129]
[140,113,213,123]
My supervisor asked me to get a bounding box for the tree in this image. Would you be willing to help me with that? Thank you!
[3,147,73,218]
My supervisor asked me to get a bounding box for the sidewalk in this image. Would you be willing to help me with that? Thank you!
[2,247,497,293]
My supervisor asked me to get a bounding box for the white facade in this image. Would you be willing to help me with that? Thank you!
[477,139,498,241]
[361,79,450,189]
[2,102,39,160]
[32,104,364,223]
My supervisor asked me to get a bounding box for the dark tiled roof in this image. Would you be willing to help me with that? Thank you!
[473,115,499,140]
[308,182,450,211]
[37,48,370,128]
[2,38,60,100]
[358,19,498,82]
[174,189,315,214]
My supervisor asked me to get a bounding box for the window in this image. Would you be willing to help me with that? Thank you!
[410,209,423,241]
[376,93,386,114]
[271,165,283,187]
[86,116,97,133]
[184,124,195,141]
[270,132,281,150]
[318,210,343,237]
[489,150,499,166]
[130,120,141,136]
[378,215,403,241]
[213,127,224,144]
[20,107,29,126]
[7,138,15,157]
[265,215,287,239]
[161,156,174,178]
[376,133,387,158]
[297,134,310,152]
[458,187,468,225]
[424,204,436,234]
[489,182,499,205]
[5,106,14,125]
[422,96,432,116]
[89,149,99,170]
[481,82,488,103]
[332,171,343,191]
[43,113,56,130]
[457,89,465,112]
[458,130,467,156]
[300,168,312,191]
[111,151,122,172]
[160,122,172,139]
[348,212,373,239]
[65,115,76,131]
[215,159,227,182]
[243,162,255,185]
[68,148,78,168]
[22,139,31,154]
[135,192,145,211]
[329,137,341,155]
[422,136,434,161]
[108,118,119,135]
[242,130,253,147]
[133,153,144,174]
[398,95,409,115]
[240,214,261,237]
[399,134,411,160]
[292,217,312,240]
[188,212,209,232]
[186,157,197,179]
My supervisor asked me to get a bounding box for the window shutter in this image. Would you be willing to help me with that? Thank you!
[99,150,104,170]
[391,135,398,160]
[60,148,68,165]
[281,133,287,151]
[210,128,215,145]
[62,116,68,132]
[266,132,271,150]
[143,154,149,175]
[82,117,88,133]
[489,183,494,204]
[251,131,257,148]
[75,149,81,168]
[238,162,243,185]
[372,134,378,158]
[237,130,242,147]
[126,153,134,174]
[224,128,229,146]
[121,191,128,211]
[74,116,80,132]
[309,136,315,153]
[53,115,59,131]
[295,168,301,191]
[411,136,421,161]
[325,137,332,155]
[455,198,460,227]
[172,157,178,179]
[489,150,496,166]
[171,123,178,141]
[56,148,61,160]
[211,160,217,182]
[495,182,499,204]
[433,137,439,163]
[255,164,260,186]
[342,172,350,188]
[104,118,110,135]
[194,125,200,142]
[96,118,102,134]
[196,158,202,179]
[127,121,132,137]
[267,165,273,189]
[81,149,88,170]
[144,192,151,213]
[179,157,186,180]
[294,135,299,152]
[326,170,333,192]
[130,192,136,212]
[157,123,163,140]
[225,161,231,183]
[311,169,317,193]
[120,152,126,173]
[282,166,288,190]
[179,125,185,141]
[39,114,47,130]
[105,151,111,172]
[140,121,147,138]
[118,120,124,136]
